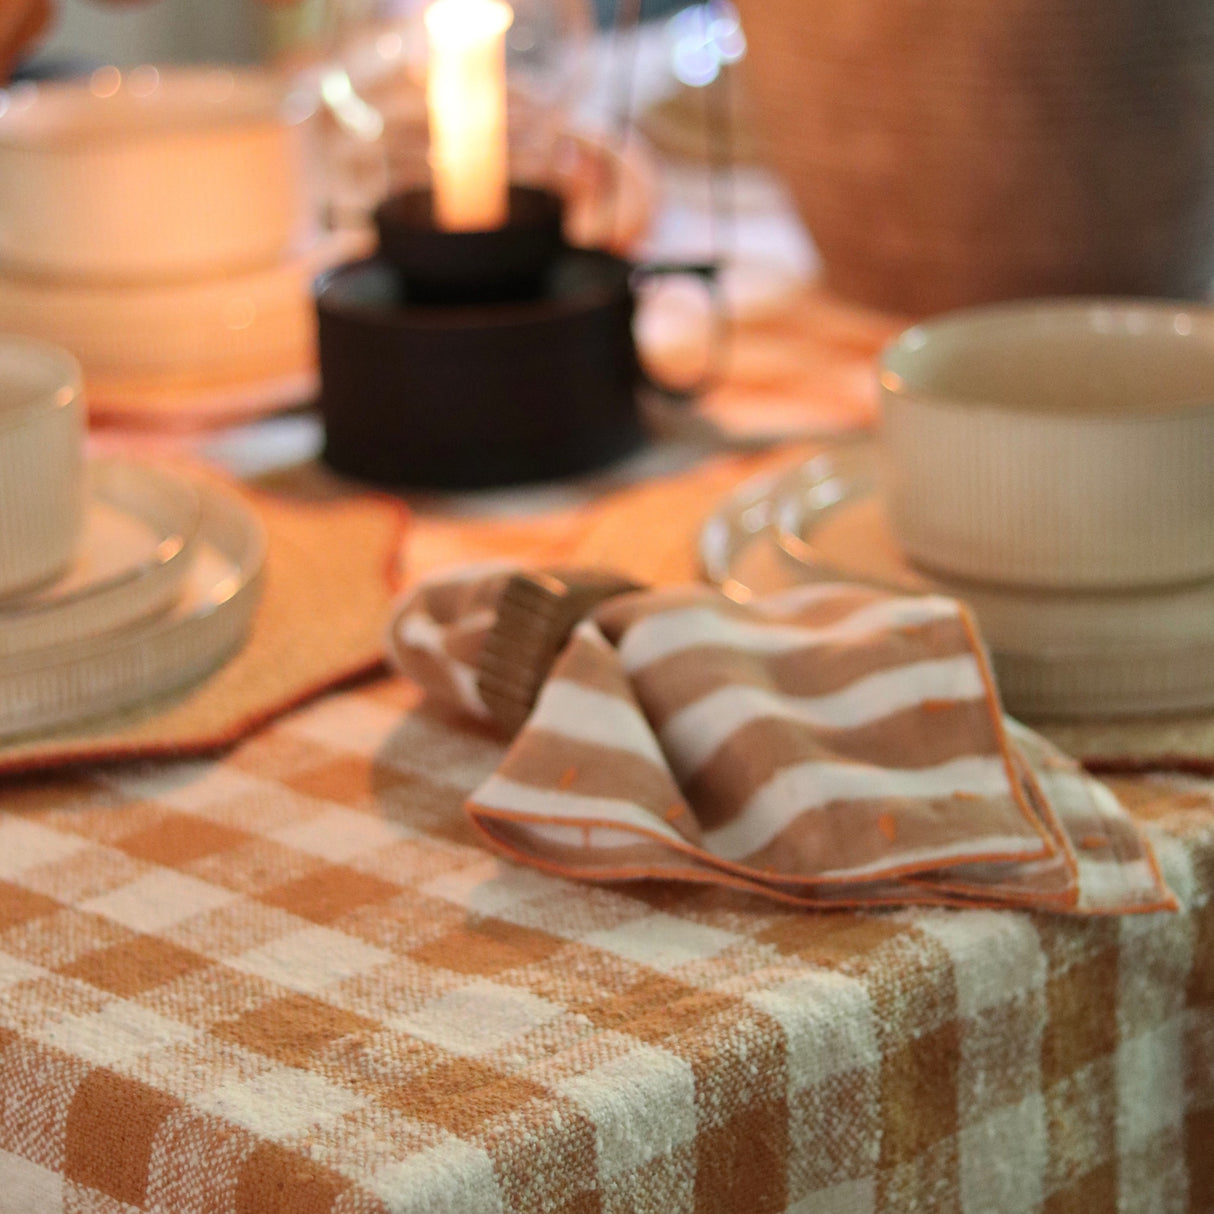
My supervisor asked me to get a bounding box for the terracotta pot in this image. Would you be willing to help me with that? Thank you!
[735,0,1214,314]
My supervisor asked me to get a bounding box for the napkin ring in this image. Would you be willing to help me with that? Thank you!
[477,568,644,735]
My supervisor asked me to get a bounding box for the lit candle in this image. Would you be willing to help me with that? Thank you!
[424,0,514,232]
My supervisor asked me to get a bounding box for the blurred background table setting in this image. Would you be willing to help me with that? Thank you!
[0,1,1212,1211]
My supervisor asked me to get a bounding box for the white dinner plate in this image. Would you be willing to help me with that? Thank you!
[0,231,368,432]
[0,459,200,658]
[699,441,1214,721]
[0,470,265,740]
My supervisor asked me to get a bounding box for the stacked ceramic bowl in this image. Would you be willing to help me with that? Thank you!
[0,66,342,427]
[0,336,265,741]
[878,299,1214,718]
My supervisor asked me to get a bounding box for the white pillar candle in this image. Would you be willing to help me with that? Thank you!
[424,0,514,232]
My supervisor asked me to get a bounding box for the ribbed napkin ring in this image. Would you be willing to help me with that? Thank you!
[477,569,645,736]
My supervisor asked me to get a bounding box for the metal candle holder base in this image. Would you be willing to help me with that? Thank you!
[314,186,650,491]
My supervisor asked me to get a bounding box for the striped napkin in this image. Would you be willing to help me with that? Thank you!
[389,568,1176,915]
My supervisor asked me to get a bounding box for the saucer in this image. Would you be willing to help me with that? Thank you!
[87,369,320,432]
[0,471,265,741]
[0,459,200,658]
[0,231,367,430]
[700,441,1214,720]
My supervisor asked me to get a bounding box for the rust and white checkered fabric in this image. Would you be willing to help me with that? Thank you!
[0,677,1210,1212]
[390,573,1174,915]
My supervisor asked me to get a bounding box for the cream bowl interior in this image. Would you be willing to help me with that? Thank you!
[882,300,1214,416]
[0,66,290,144]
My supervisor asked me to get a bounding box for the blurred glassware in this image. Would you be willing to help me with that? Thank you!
[666,0,743,89]
[299,0,600,236]
[632,0,763,170]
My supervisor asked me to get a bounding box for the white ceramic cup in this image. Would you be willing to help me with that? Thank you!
[880,299,1214,590]
[0,66,313,284]
[0,335,85,598]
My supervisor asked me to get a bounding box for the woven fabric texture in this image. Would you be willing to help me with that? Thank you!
[0,674,1211,1213]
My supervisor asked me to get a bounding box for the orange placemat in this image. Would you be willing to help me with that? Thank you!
[0,465,409,776]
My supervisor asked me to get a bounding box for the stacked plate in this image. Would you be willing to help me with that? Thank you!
[0,337,265,743]
[0,65,356,428]
[702,300,1214,722]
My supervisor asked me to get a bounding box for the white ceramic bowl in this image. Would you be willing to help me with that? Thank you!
[0,66,314,284]
[0,336,85,598]
[880,299,1214,590]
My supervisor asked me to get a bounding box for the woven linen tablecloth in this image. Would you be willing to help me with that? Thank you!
[1,668,1213,1213]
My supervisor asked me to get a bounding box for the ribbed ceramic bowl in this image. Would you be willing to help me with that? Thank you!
[0,66,313,284]
[879,299,1214,590]
[0,335,85,598]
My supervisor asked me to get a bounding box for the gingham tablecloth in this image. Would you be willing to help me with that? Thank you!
[8,203,1214,1209]
[1,670,1212,1213]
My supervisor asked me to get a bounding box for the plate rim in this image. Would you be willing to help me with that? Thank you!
[0,457,203,656]
[698,442,1214,720]
[0,472,266,740]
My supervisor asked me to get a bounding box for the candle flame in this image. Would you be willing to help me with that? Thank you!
[425,0,514,231]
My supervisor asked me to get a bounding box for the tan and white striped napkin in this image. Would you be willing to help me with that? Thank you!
[389,568,1176,915]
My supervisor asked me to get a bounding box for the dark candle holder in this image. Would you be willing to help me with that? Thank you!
[372,185,565,304]
[314,184,713,491]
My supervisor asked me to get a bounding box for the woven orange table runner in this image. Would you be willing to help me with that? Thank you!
[0,469,409,776]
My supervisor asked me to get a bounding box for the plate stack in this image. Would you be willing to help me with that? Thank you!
[0,66,350,429]
[702,300,1214,721]
[0,336,264,743]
